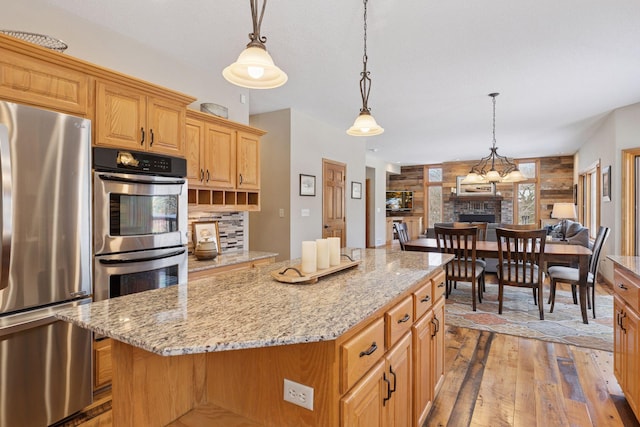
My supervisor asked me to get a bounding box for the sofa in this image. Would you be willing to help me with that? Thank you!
[426,221,590,273]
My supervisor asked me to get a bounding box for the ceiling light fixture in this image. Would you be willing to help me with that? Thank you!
[462,93,526,184]
[347,0,383,136]
[222,0,287,89]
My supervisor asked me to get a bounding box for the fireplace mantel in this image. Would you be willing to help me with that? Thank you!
[448,195,503,202]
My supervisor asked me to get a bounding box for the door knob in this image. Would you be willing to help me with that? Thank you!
[324,224,329,229]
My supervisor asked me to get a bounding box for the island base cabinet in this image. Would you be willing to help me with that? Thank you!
[340,332,412,427]
[614,295,640,419]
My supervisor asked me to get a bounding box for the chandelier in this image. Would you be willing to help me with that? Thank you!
[462,93,525,184]
[346,0,384,136]
[222,0,287,89]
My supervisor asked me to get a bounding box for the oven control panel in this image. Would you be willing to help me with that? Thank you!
[93,147,186,177]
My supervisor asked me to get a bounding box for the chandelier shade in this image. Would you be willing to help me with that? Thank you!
[347,0,384,136]
[462,93,525,184]
[223,0,287,89]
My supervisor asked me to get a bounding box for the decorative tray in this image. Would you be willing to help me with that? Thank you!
[271,256,361,284]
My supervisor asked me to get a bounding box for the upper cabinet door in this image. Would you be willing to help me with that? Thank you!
[185,118,204,183]
[236,131,260,190]
[95,81,146,151]
[146,97,185,157]
[205,123,236,189]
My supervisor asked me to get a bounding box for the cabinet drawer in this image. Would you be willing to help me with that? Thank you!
[94,338,112,389]
[432,270,446,301]
[341,317,384,394]
[614,267,640,311]
[414,280,433,320]
[385,296,413,349]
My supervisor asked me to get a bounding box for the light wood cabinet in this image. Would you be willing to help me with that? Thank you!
[386,216,423,244]
[613,263,640,420]
[186,109,265,212]
[95,81,186,157]
[0,48,89,115]
[93,338,112,390]
[187,256,276,280]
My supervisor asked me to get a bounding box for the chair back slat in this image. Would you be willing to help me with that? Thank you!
[394,222,410,250]
[453,222,488,241]
[496,227,547,286]
[589,226,611,276]
[435,226,478,282]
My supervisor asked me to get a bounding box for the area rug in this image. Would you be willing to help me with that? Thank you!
[445,276,614,352]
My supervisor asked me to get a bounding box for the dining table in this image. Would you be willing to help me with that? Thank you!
[404,238,594,324]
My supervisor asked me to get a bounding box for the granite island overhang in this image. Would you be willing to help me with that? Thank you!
[57,248,453,426]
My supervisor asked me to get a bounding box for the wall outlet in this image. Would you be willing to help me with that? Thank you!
[283,378,314,411]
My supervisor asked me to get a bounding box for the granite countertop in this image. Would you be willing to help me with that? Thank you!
[57,248,452,356]
[608,255,640,277]
[188,250,278,273]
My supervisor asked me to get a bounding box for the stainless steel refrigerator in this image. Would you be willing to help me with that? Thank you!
[0,101,92,427]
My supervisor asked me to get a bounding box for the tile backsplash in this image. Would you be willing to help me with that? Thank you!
[188,211,245,253]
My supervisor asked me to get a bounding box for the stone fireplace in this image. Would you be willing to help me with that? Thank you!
[444,195,513,223]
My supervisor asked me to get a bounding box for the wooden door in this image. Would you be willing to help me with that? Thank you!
[412,311,434,427]
[185,117,203,183]
[341,360,385,427]
[147,97,185,156]
[236,131,260,190]
[204,123,236,188]
[95,81,145,150]
[384,332,412,427]
[431,298,446,397]
[624,305,640,416]
[323,159,346,246]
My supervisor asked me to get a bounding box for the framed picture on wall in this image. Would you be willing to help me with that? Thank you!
[602,165,611,202]
[299,174,316,196]
[456,176,496,196]
[351,181,362,199]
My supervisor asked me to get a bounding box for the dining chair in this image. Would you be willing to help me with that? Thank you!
[453,222,488,293]
[394,222,410,251]
[497,223,538,230]
[495,227,547,320]
[547,226,610,318]
[434,225,485,311]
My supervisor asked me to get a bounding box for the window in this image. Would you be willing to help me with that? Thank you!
[578,162,600,240]
[514,161,538,225]
[425,166,442,228]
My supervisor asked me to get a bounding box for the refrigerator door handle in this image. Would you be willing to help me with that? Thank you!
[0,125,12,291]
[0,313,58,337]
[0,298,91,338]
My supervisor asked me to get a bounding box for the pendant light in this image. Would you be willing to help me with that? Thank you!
[223,0,287,89]
[462,93,525,184]
[347,0,384,136]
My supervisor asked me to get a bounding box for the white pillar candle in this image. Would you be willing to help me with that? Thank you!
[301,241,317,274]
[316,238,330,270]
[328,237,341,266]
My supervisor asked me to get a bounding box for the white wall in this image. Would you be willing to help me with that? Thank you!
[290,109,367,257]
[577,102,640,282]
[1,1,249,123]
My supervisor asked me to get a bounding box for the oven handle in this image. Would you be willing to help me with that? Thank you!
[97,174,186,186]
[98,248,186,265]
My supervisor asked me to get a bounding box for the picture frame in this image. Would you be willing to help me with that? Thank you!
[192,221,220,252]
[299,174,316,196]
[351,181,362,199]
[602,165,611,202]
[456,176,496,196]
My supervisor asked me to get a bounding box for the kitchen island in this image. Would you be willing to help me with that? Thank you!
[57,248,452,426]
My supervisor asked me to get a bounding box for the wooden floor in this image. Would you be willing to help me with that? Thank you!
[425,326,639,427]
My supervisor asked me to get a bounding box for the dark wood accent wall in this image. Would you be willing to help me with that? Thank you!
[387,156,574,226]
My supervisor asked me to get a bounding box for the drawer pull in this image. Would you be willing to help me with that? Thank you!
[397,314,411,324]
[421,295,431,303]
[437,283,445,288]
[382,372,391,406]
[389,365,397,394]
[618,283,629,290]
[359,342,378,358]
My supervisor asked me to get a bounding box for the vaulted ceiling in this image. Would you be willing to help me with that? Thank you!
[16,0,640,165]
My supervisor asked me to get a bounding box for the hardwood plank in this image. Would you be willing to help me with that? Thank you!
[532,341,571,426]
[469,333,517,427]
[513,338,538,427]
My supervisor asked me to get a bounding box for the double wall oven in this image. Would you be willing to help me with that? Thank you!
[93,147,188,301]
